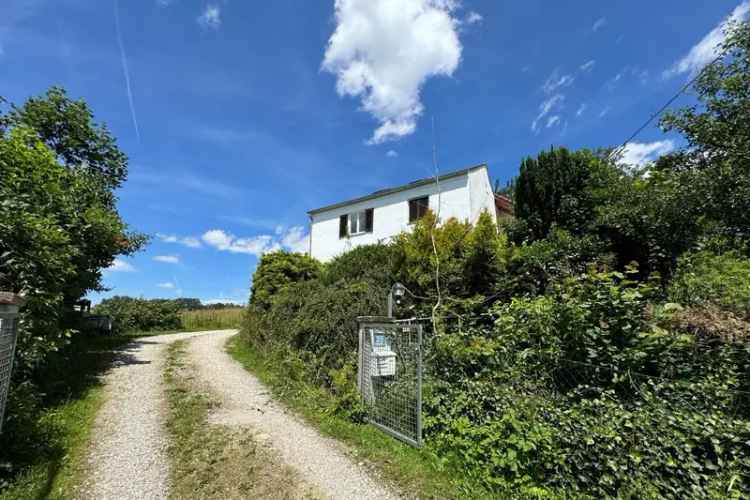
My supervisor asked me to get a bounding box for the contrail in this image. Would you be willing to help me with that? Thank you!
[114,0,141,142]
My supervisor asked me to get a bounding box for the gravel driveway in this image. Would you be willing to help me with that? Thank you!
[77,329,398,499]
[186,330,400,500]
[77,330,216,500]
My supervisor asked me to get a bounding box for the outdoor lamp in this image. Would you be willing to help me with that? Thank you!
[387,282,407,318]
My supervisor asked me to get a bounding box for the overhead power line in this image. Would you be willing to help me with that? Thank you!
[608,50,728,162]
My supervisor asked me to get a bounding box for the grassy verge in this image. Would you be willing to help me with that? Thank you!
[226,336,484,499]
[163,340,316,499]
[0,335,130,499]
[181,308,243,331]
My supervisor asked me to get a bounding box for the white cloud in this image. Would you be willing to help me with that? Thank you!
[322,0,463,144]
[592,17,607,32]
[620,140,675,167]
[546,115,561,128]
[153,255,180,264]
[580,60,596,72]
[531,94,564,132]
[157,282,176,289]
[156,233,203,249]
[542,70,575,95]
[201,226,309,256]
[280,226,308,253]
[599,105,611,118]
[464,11,483,24]
[386,149,398,157]
[665,1,750,78]
[576,103,587,117]
[197,4,221,30]
[106,258,135,273]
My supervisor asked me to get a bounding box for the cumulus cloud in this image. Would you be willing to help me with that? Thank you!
[157,282,176,289]
[322,0,463,144]
[592,17,607,32]
[664,1,750,78]
[197,4,221,30]
[619,140,675,167]
[386,149,398,157]
[106,258,135,272]
[201,226,309,256]
[153,255,180,264]
[156,233,203,249]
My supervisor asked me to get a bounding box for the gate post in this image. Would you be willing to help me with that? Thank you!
[0,292,25,434]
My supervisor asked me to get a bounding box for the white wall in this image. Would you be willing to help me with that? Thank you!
[309,166,495,262]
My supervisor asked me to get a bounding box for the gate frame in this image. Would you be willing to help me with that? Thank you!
[0,292,24,434]
[357,316,423,447]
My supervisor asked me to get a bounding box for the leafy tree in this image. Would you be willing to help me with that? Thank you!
[0,88,145,371]
[513,147,612,240]
[2,87,128,189]
[658,21,750,241]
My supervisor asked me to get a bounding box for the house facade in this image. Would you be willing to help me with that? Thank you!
[307,164,500,262]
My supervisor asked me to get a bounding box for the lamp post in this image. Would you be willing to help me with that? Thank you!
[0,292,24,434]
[387,282,407,318]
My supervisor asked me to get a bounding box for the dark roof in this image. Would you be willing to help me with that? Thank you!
[0,292,25,306]
[308,163,487,215]
[494,194,514,216]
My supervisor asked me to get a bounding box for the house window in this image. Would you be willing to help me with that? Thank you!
[339,208,373,238]
[408,196,429,223]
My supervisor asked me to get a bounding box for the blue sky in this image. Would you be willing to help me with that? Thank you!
[2,0,748,304]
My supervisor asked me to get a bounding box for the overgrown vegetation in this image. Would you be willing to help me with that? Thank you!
[238,23,750,498]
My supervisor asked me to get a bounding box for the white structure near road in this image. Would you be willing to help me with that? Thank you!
[307,164,500,262]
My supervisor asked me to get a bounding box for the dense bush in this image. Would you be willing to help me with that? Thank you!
[249,251,320,311]
[92,296,182,333]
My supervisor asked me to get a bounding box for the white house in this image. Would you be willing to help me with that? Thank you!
[307,163,502,262]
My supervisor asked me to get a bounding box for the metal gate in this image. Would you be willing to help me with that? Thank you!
[0,293,23,434]
[357,317,422,447]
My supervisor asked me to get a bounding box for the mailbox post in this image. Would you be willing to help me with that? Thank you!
[0,292,24,434]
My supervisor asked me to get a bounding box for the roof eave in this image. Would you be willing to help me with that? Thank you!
[307,163,487,216]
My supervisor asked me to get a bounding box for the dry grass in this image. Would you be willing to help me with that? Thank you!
[180,308,244,332]
[163,340,318,499]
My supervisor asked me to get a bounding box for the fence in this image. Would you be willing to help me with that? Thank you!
[0,292,23,434]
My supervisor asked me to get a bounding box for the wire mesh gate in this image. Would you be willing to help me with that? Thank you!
[0,293,23,434]
[357,317,422,447]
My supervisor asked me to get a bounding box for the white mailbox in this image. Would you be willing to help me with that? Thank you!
[370,330,396,377]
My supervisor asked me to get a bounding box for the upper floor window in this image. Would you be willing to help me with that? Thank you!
[408,196,429,223]
[339,208,373,238]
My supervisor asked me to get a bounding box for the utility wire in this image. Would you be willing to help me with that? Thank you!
[607,50,728,162]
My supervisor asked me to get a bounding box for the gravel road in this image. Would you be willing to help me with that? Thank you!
[186,330,400,500]
[77,330,216,500]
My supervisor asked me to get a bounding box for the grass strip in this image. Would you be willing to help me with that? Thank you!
[163,340,315,499]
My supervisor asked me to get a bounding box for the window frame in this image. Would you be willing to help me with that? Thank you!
[340,208,374,238]
[408,196,429,223]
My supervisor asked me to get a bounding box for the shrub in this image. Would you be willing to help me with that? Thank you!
[669,250,750,319]
[92,296,182,333]
[321,243,394,289]
[249,251,321,311]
